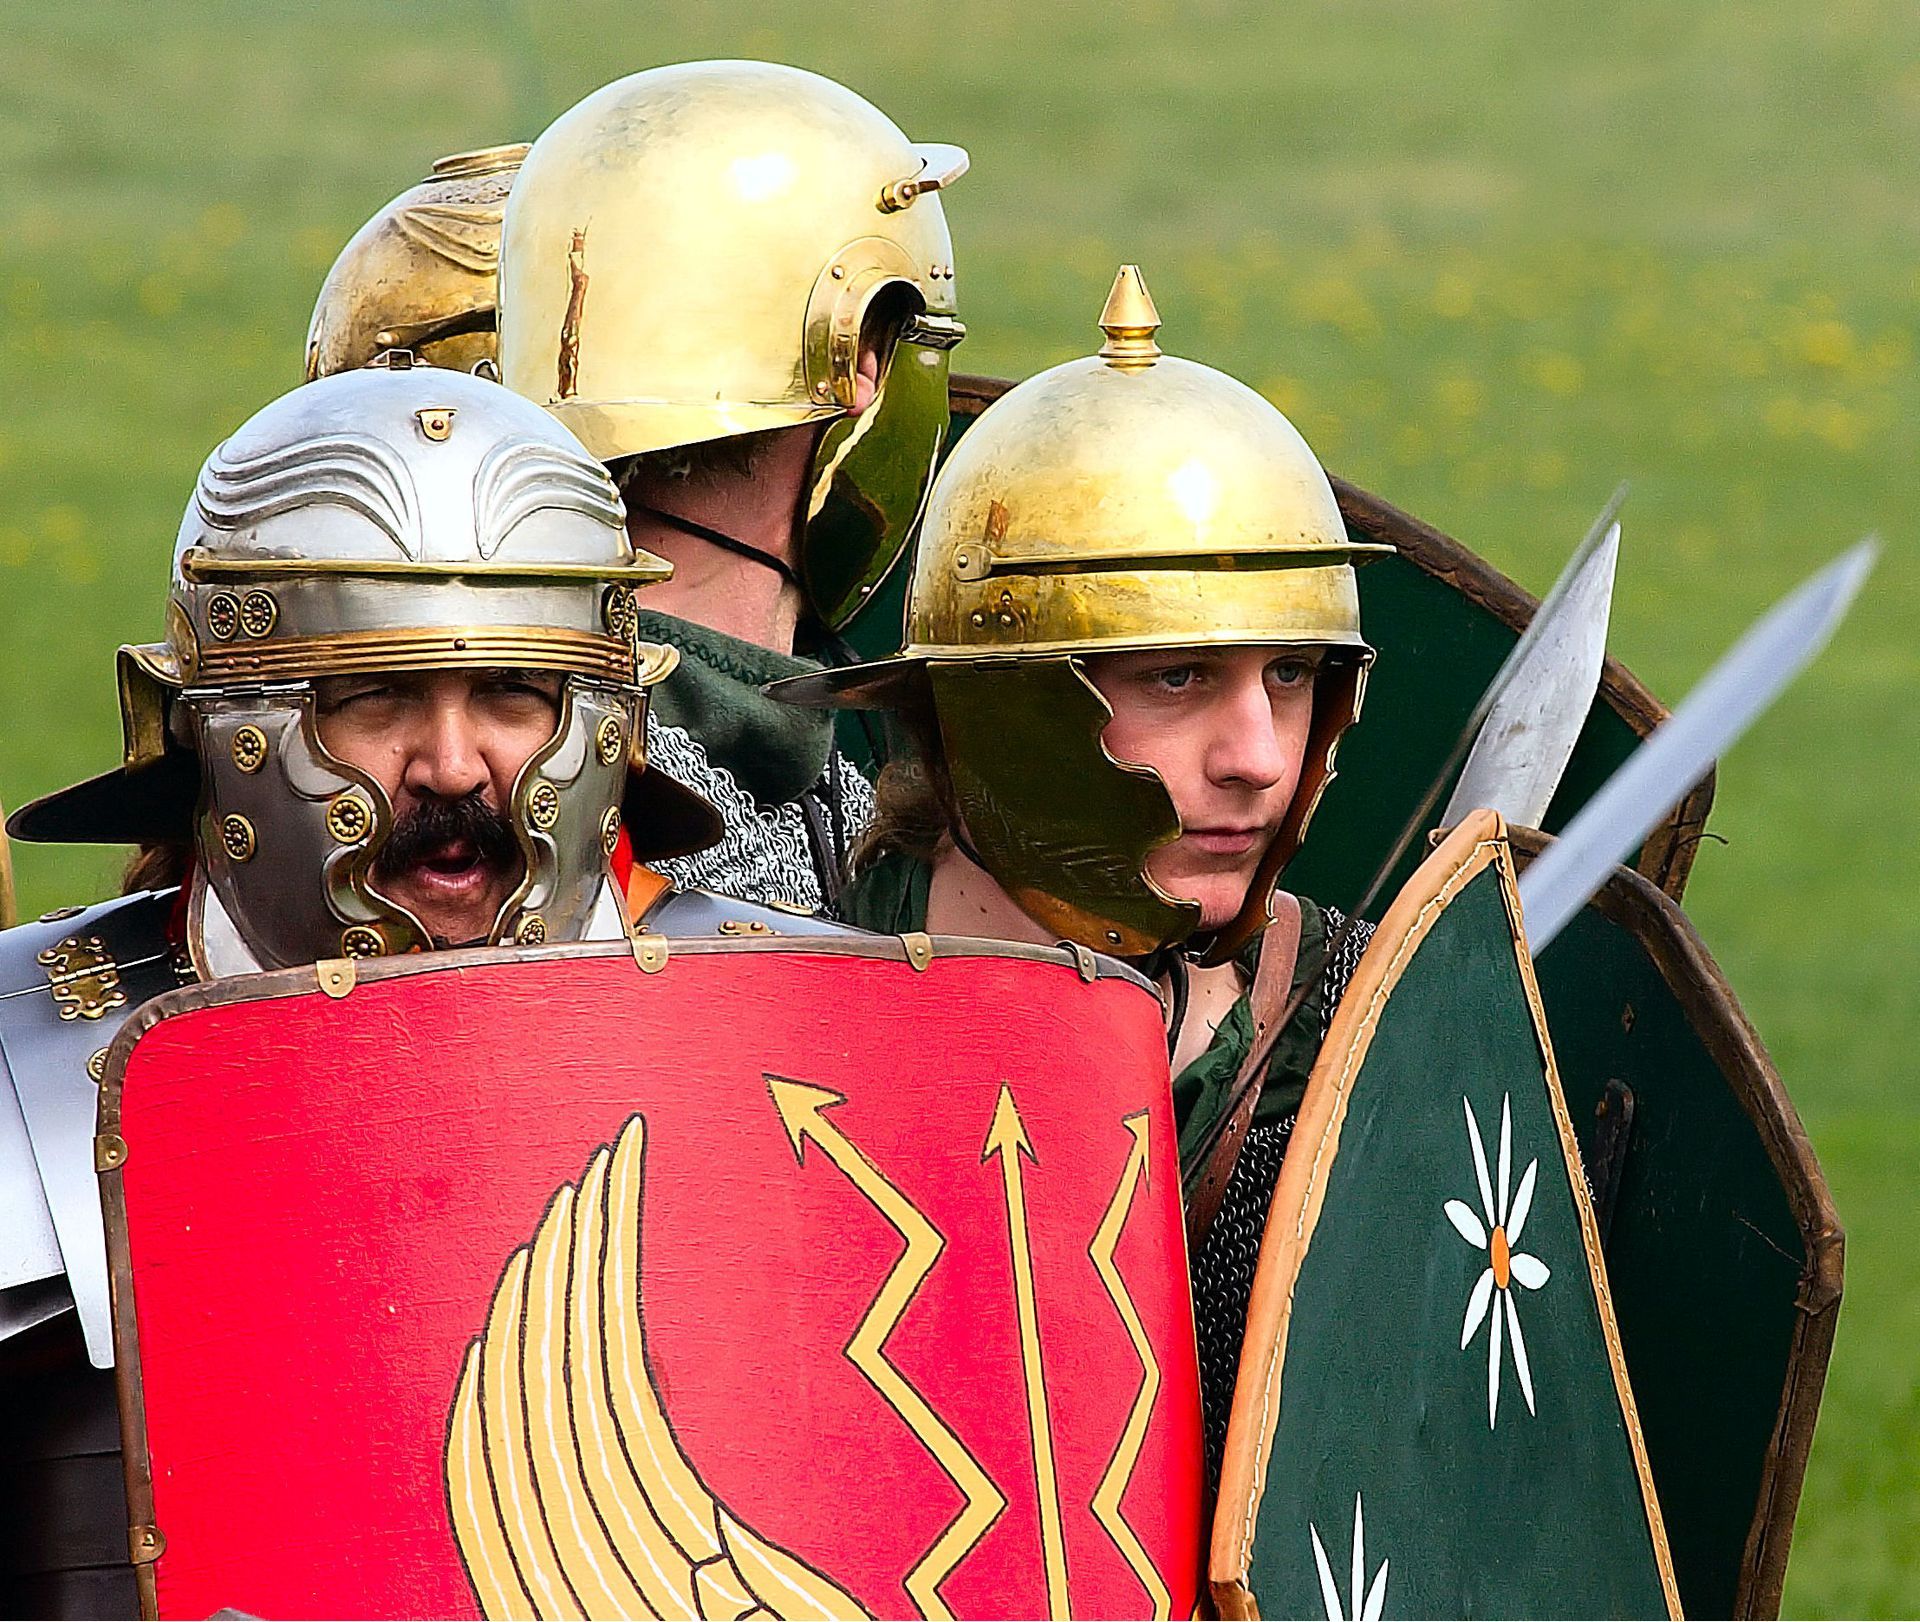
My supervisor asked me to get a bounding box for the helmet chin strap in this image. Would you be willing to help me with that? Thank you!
[632,501,804,592]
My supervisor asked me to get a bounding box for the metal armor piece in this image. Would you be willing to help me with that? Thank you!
[0,890,183,1366]
[773,267,1383,958]
[11,368,723,972]
[497,60,967,629]
[304,144,528,380]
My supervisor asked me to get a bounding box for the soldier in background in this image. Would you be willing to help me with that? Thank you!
[0,363,852,1615]
[771,267,1382,1483]
[493,61,968,916]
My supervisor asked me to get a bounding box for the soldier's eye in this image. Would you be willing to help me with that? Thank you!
[1268,658,1313,688]
[1150,666,1198,692]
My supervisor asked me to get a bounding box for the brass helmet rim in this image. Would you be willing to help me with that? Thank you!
[767,629,1377,712]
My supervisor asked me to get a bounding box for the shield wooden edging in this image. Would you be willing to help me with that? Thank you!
[1207,809,1683,1620]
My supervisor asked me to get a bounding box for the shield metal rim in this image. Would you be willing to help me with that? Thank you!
[1205,809,1683,1621]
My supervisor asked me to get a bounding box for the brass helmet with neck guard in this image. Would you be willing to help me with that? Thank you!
[495,60,967,631]
[771,266,1382,962]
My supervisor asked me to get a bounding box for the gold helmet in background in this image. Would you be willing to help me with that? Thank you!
[304,143,528,380]
[773,267,1385,961]
[496,61,968,630]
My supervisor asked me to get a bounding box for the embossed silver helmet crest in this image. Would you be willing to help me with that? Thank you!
[11,366,720,972]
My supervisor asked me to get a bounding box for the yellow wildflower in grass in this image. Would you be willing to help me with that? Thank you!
[199,203,247,251]
[1525,450,1568,490]
[1527,350,1585,397]
[1808,401,1867,453]
[1290,273,1378,340]
[137,275,183,318]
[1434,374,1485,421]
[1797,319,1857,370]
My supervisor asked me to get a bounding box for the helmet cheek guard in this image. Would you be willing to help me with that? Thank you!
[185,690,429,971]
[501,678,642,947]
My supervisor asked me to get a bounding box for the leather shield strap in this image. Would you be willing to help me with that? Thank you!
[1184,893,1302,1250]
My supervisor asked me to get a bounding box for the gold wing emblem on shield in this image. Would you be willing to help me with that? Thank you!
[445,1115,868,1621]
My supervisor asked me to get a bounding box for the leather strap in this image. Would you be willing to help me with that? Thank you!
[631,502,804,590]
[1183,893,1302,1250]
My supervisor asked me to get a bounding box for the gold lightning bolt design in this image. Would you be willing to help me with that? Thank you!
[770,1076,1006,1620]
[1087,1111,1170,1620]
[983,1084,1071,1619]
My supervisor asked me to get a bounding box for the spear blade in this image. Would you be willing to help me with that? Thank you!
[1442,520,1620,829]
[1518,539,1877,951]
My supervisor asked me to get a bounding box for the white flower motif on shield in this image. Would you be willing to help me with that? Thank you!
[1444,1093,1552,1429]
[1309,1492,1389,1622]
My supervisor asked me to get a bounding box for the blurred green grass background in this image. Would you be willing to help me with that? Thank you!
[1,2,1913,1610]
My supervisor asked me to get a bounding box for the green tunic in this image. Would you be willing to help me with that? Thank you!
[838,850,1332,1176]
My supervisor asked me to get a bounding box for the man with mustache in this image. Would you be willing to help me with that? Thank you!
[0,362,850,1615]
[771,268,1381,1485]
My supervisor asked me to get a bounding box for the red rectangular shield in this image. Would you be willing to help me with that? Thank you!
[100,936,1202,1621]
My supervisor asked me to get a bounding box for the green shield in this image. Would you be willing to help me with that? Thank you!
[1211,813,1679,1620]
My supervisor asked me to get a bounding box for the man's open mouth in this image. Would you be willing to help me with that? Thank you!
[376,792,522,897]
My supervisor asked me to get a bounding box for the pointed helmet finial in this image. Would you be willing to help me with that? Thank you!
[1098,265,1162,370]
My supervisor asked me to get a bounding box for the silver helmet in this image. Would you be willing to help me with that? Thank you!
[11,363,720,972]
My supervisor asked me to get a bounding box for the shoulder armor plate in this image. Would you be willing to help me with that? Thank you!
[641,886,872,940]
[0,890,183,1366]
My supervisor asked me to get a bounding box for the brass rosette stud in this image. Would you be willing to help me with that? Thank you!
[238,590,279,638]
[599,807,621,855]
[219,814,257,864]
[230,725,268,774]
[205,592,241,641]
[339,924,386,958]
[594,715,625,767]
[326,793,373,845]
[515,914,548,945]
[526,779,561,833]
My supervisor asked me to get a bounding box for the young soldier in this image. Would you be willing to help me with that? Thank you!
[771,268,1383,1481]
[0,363,850,1613]
[493,60,969,915]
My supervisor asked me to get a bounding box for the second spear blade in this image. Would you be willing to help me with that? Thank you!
[1518,539,1878,952]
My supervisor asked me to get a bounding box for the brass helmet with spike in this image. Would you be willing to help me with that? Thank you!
[495,61,968,630]
[304,144,529,381]
[772,267,1383,961]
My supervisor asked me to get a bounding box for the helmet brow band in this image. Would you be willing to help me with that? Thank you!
[192,625,634,685]
[964,544,1395,580]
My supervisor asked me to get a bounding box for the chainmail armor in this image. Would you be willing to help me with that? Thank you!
[1191,906,1376,1489]
[645,716,875,915]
